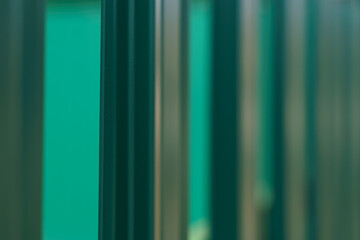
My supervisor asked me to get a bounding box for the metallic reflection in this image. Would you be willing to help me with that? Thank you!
[155,0,189,239]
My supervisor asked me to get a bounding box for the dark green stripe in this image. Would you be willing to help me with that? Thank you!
[211,0,240,239]
[100,0,155,239]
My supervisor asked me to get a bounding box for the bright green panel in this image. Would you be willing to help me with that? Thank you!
[189,1,211,239]
[43,3,100,240]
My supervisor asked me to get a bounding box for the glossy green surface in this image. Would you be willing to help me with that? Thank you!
[43,3,100,240]
[190,2,211,225]
[43,2,210,239]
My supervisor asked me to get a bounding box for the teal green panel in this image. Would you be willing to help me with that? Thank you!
[43,3,100,240]
[189,1,211,239]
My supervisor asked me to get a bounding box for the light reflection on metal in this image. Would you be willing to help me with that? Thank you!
[155,0,189,239]
[240,0,259,239]
[101,0,188,239]
[284,0,307,239]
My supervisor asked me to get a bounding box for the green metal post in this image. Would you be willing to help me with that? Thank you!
[211,0,240,239]
[0,0,45,239]
[100,0,189,239]
[269,0,285,239]
[100,0,155,238]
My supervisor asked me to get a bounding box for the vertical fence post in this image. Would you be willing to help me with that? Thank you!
[211,0,240,239]
[100,0,189,239]
[0,0,45,239]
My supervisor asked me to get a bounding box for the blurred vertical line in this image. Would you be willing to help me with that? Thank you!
[115,0,130,237]
[305,0,318,239]
[332,5,342,238]
[189,1,212,238]
[240,0,259,239]
[101,0,189,239]
[180,0,190,239]
[337,3,352,239]
[100,0,118,238]
[149,0,156,239]
[0,0,45,239]
[211,0,240,239]
[128,0,136,237]
[133,0,156,237]
[316,1,336,239]
[284,0,307,240]
[350,3,360,240]
[154,0,162,238]
[258,2,275,239]
[0,0,23,239]
[269,0,286,239]
[330,2,353,239]
[100,0,156,238]
[21,0,45,239]
[158,0,189,238]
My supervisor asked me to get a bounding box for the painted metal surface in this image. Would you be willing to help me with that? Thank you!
[211,0,240,239]
[42,2,100,240]
[100,0,189,239]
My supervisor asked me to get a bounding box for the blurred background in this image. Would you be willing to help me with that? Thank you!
[1,0,360,239]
